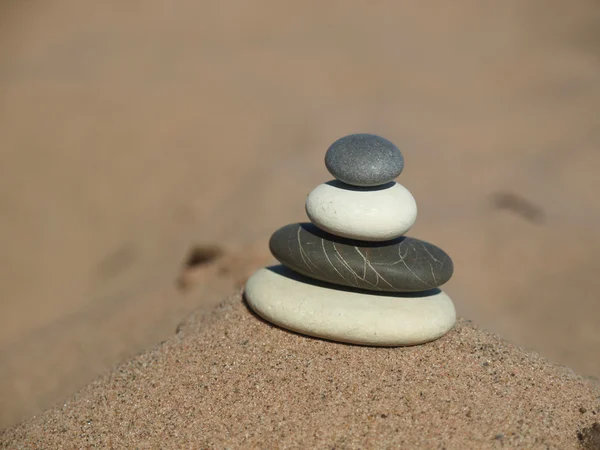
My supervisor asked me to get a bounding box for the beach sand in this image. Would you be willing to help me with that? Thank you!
[2,0,600,437]
[2,292,600,448]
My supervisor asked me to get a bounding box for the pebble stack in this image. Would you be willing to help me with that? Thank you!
[245,133,456,346]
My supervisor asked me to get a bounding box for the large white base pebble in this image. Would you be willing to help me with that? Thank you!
[305,181,417,241]
[244,266,456,346]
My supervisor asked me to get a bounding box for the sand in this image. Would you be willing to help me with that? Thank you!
[2,0,600,435]
[2,292,600,449]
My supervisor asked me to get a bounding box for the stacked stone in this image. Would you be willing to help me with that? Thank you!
[245,134,456,346]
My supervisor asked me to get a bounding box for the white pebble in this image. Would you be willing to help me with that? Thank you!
[245,266,456,346]
[305,181,417,241]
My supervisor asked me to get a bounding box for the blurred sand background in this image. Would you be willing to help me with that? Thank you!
[1,0,599,430]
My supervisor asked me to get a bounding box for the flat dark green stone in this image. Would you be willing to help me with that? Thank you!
[269,223,453,292]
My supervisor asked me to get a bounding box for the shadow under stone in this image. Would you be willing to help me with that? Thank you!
[324,179,396,192]
[298,222,407,248]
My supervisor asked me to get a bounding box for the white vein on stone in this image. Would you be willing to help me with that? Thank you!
[297,226,328,275]
[396,241,434,288]
[332,243,381,291]
[296,225,313,272]
[421,243,442,265]
[353,247,398,290]
[321,238,356,286]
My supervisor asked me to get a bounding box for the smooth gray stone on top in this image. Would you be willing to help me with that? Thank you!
[269,223,453,292]
[325,134,404,187]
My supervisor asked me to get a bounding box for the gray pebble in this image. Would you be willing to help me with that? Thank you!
[325,134,404,187]
[269,223,453,292]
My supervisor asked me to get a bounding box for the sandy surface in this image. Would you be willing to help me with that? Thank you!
[1,0,600,432]
[2,292,600,449]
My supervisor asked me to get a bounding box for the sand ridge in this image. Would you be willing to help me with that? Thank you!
[2,291,599,449]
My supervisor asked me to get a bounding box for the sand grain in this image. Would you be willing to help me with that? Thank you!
[2,292,599,449]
